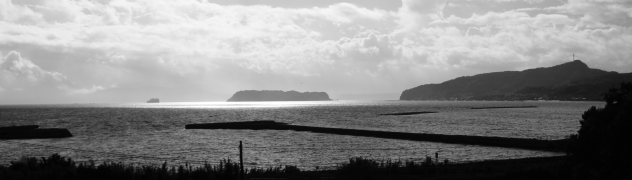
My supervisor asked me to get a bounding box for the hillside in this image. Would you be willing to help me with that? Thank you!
[400,60,631,101]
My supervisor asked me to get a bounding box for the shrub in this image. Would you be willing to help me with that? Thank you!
[567,82,632,179]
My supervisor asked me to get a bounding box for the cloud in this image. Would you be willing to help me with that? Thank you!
[0,0,390,71]
[547,0,632,28]
[473,0,545,2]
[0,51,67,89]
[446,11,576,27]
[0,50,109,103]
[301,3,390,25]
[0,0,44,24]
[328,31,397,74]
[395,0,447,32]
[0,0,631,103]
[63,85,106,95]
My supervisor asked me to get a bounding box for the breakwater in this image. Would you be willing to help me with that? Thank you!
[471,106,538,109]
[185,121,567,152]
[0,125,73,139]
[379,111,437,115]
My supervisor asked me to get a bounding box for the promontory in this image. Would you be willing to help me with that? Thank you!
[400,60,632,101]
[227,90,332,102]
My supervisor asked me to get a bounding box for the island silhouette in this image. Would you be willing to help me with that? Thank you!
[227,90,331,102]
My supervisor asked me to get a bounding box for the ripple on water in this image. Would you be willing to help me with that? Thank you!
[0,101,600,168]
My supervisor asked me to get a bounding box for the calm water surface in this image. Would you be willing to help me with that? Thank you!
[0,101,603,169]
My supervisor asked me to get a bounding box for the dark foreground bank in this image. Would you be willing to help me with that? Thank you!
[0,154,568,180]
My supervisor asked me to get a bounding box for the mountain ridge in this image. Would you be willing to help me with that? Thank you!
[400,60,630,101]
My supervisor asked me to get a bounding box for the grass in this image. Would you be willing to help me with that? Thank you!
[0,154,300,180]
[335,156,566,180]
[0,154,566,180]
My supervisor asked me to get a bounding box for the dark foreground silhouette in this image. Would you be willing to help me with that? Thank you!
[564,82,632,179]
[0,154,565,180]
[186,121,567,152]
[0,125,72,139]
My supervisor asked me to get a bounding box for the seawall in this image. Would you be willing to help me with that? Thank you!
[0,125,73,139]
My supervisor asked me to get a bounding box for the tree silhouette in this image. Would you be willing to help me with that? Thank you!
[567,82,632,179]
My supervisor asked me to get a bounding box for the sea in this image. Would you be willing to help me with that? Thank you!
[0,100,604,169]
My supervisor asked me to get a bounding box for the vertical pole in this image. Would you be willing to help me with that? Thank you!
[239,141,244,180]
[435,152,439,175]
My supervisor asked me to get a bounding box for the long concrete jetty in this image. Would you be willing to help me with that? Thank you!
[185,121,568,152]
[470,106,538,110]
[0,125,73,139]
[379,111,437,115]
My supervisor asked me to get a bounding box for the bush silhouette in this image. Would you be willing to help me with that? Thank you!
[567,82,632,179]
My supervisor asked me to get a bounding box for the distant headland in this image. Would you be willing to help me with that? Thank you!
[227,90,332,102]
[400,60,632,101]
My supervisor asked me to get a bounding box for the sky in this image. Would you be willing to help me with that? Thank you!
[0,0,631,104]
